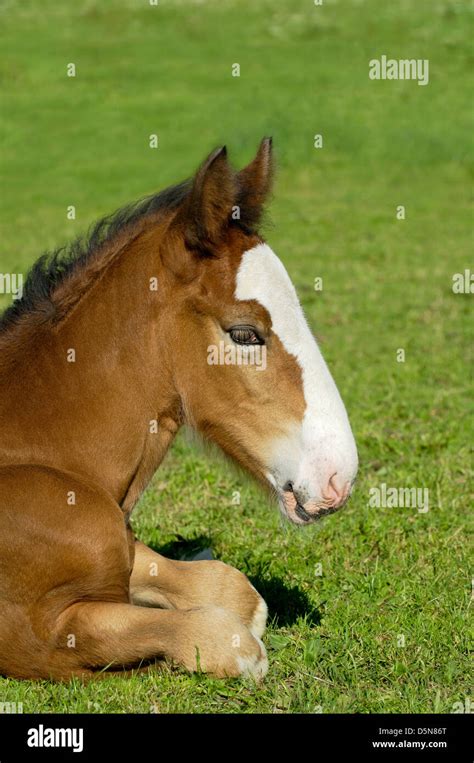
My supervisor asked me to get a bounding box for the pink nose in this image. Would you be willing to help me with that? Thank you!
[323,474,350,509]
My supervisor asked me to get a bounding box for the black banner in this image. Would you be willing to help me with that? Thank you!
[0,713,470,760]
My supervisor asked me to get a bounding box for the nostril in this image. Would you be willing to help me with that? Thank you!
[326,474,344,505]
[283,480,294,493]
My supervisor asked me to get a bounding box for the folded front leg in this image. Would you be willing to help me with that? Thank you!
[130,541,268,638]
[52,600,267,680]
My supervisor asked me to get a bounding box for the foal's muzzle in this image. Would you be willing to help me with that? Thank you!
[280,476,353,525]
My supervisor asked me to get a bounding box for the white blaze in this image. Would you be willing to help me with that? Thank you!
[235,243,358,503]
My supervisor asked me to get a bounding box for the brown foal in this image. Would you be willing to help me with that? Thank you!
[0,139,358,680]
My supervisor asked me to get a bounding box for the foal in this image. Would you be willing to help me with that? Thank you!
[0,139,358,680]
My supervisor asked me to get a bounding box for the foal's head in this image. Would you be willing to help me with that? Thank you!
[160,139,358,524]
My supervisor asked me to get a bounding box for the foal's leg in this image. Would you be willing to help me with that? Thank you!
[54,600,267,680]
[130,541,268,638]
[0,465,266,681]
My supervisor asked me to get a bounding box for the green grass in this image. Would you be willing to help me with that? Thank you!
[0,0,472,713]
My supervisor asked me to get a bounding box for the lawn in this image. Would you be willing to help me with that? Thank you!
[0,0,472,713]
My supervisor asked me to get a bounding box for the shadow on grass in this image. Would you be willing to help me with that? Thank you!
[151,534,214,561]
[248,575,321,628]
[149,535,321,628]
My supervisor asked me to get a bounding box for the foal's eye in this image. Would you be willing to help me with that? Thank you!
[229,326,264,345]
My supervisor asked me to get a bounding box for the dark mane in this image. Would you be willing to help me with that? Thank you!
[0,178,192,335]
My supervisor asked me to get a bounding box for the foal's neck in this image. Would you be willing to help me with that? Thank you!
[5,223,182,515]
[67,227,183,514]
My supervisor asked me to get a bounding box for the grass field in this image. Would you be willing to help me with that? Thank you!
[0,0,472,713]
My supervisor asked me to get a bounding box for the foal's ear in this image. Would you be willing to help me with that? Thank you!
[179,146,237,249]
[236,137,274,230]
